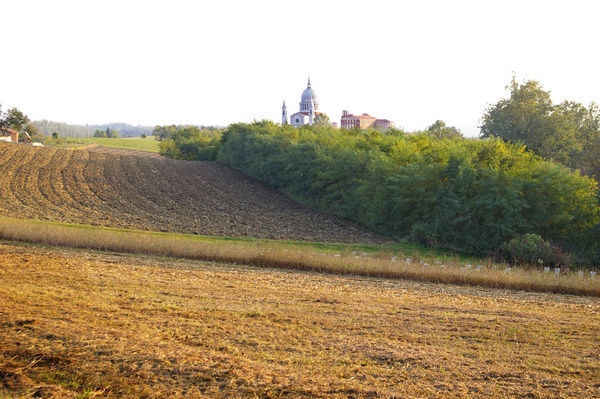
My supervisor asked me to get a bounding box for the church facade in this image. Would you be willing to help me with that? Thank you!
[281,78,394,130]
[282,78,319,126]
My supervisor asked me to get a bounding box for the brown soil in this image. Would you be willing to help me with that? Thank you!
[0,143,386,243]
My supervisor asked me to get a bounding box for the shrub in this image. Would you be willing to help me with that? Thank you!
[501,233,571,268]
[168,121,600,264]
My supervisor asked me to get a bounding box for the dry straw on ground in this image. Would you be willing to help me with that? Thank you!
[1,216,599,297]
[1,243,599,398]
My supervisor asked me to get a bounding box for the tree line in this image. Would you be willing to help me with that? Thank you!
[156,119,599,266]
[33,120,154,138]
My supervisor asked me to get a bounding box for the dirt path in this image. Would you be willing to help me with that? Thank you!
[0,143,387,243]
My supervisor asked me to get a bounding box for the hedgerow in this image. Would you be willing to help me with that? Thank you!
[162,121,600,264]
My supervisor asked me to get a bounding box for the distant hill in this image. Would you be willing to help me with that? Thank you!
[34,120,154,138]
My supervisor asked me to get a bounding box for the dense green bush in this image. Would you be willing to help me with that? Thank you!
[158,125,222,161]
[501,233,572,268]
[163,120,600,263]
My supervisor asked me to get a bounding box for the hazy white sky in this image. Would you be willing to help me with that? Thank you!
[2,0,599,136]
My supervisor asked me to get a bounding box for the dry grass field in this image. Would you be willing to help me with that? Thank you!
[1,144,599,398]
[1,242,599,398]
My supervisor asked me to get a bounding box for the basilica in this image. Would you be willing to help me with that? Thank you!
[281,78,319,126]
[281,78,394,130]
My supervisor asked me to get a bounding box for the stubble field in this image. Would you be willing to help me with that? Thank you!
[1,243,599,398]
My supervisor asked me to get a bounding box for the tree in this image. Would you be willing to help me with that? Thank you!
[153,125,178,141]
[582,133,600,180]
[94,130,108,138]
[106,127,119,138]
[480,76,600,171]
[0,106,30,131]
[314,113,331,126]
[158,125,223,161]
[0,105,6,130]
[426,120,462,139]
[557,101,600,176]
[24,122,42,137]
[52,132,60,140]
[480,77,553,150]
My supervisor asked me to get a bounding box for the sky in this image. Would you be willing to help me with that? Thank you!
[2,0,599,137]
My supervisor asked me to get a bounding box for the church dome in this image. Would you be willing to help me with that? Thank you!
[300,77,319,111]
[301,86,317,101]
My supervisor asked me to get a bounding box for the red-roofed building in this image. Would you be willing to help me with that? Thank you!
[340,110,394,130]
[0,127,19,142]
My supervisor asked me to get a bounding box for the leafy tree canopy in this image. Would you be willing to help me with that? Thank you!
[0,105,30,131]
[480,76,600,177]
[426,120,462,139]
[158,125,223,161]
[314,113,331,126]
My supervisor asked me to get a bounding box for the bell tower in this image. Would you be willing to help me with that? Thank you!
[281,100,288,124]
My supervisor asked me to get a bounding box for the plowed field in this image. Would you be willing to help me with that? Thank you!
[0,143,385,243]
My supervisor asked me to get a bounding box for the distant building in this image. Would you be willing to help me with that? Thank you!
[281,80,394,130]
[282,78,318,126]
[0,127,19,142]
[340,110,394,130]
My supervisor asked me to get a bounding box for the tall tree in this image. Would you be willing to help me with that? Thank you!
[480,77,554,152]
[0,106,30,131]
[153,125,178,141]
[24,122,42,138]
[426,120,462,139]
[480,76,599,170]
[314,113,331,126]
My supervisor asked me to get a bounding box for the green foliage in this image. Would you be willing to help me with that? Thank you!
[91,128,119,139]
[501,233,571,268]
[160,119,600,263]
[153,124,221,142]
[212,121,600,263]
[0,105,30,131]
[153,124,177,141]
[158,125,223,161]
[24,122,43,139]
[52,132,59,140]
[426,120,463,139]
[480,76,600,178]
[314,113,331,126]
